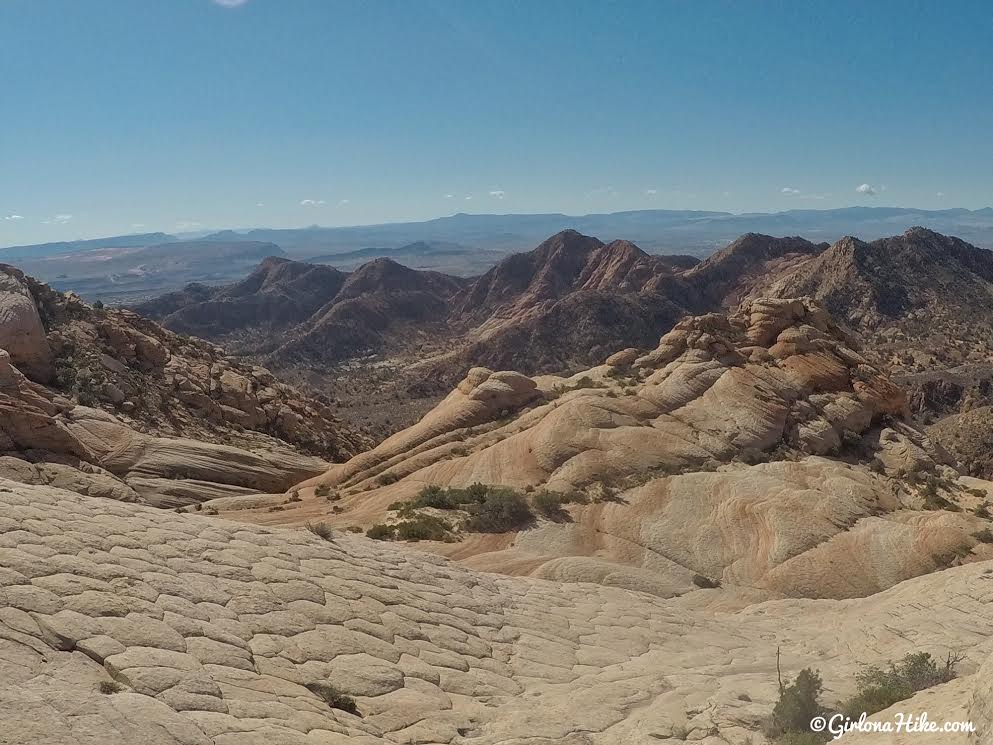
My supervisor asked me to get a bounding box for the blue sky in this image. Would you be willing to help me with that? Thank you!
[2,0,991,244]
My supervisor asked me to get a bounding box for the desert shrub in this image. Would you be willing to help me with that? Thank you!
[840,652,959,720]
[767,668,828,741]
[366,523,396,540]
[376,472,400,485]
[98,680,124,694]
[315,484,332,498]
[394,483,495,514]
[465,488,533,532]
[92,300,105,310]
[974,528,993,544]
[921,477,959,511]
[975,502,992,519]
[287,491,301,503]
[531,489,586,517]
[345,525,363,533]
[411,484,462,510]
[691,573,721,589]
[306,522,334,541]
[305,682,359,715]
[394,514,451,541]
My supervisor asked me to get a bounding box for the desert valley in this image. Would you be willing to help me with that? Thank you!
[4,2,992,743]
[4,222,993,744]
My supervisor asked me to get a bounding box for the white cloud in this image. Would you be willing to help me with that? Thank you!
[443,194,454,199]
[3,214,24,221]
[464,195,472,201]
[212,0,249,7]
[131,223,146,229]
[645,189,658,196]
[488,190,506,199]
[256,202,264,207]
[855,183,877,195]
[175,220,202,231]
[337,199,350,207]
[781,187,801,196]
[937,192,945,198]
[300,199,326,206]
[43,214,73,225]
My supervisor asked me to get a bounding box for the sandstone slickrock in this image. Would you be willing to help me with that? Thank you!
[1,478,993,744]
[0,264,54,382]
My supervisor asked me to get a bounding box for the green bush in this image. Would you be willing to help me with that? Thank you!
[376,472,400,485]
[767,668,828,741]
[531,489,586,517]
[466,488,534,532]
[305,682,359,715]
[366,523,396,540]
[315,484,332,498]
[840,652,958,720]
[394,514,451,542]
[393,483,501,514]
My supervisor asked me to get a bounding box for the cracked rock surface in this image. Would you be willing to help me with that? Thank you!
[1,478,992,744]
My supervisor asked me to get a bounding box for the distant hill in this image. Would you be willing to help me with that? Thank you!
[9,206,993,302]
[7,239,285,304]
[192,206,993,256]
[1,232,177,258]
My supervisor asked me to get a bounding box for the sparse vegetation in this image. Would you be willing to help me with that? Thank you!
[691,574,721,589]
[766,667,828,743]
[394,513,452,541]
[98,680,124,695]
[287,491,301,503]
[974,527,993,544]
[377,472,401,485]
[315,484,333,498]
[366,513,453,542]
[764,651,961,744]
[306,522,334,541]
[366,523,395,540]
[388,483,535,533]
[531,489,587,517]
[839,652,960,720]
[465,488,534,532]
[305,682,359,715]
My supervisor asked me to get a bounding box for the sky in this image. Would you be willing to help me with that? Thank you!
[1,0,992,245]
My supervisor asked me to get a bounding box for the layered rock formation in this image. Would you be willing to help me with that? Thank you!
[0,264,368,506]
[210,298,990,601]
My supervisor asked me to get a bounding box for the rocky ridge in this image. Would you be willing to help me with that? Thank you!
[0,264,369,506]
[211,298,993,602]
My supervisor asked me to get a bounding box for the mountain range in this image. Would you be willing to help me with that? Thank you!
[4,227,993,743]
[7,206,993,303]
